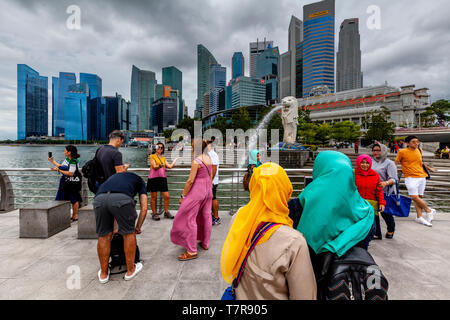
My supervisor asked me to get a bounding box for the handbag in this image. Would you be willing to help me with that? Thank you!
[61,164,82,193]
[221,222,281,300]
[383,181,412,217]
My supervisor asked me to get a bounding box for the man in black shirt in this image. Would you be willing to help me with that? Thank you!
[96,130,129,184]
[94,172,148,283]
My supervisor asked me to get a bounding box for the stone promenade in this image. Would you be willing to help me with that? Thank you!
[0,208,449,300]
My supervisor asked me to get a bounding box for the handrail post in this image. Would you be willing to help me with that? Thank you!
[0,170,15,213]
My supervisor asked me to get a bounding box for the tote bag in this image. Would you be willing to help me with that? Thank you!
[384,181,412,217]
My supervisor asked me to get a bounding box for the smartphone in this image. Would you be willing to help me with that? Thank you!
[48,151,52,158]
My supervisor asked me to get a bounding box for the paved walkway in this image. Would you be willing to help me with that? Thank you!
[0,208,450,300]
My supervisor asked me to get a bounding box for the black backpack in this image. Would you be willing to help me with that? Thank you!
[109,233,141,275]
[315,246,389,300]
[81,148,105,193]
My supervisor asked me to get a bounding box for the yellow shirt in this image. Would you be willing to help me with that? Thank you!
[395,148,427,178]
[149,154,166,167]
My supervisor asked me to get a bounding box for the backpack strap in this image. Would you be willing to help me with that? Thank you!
[233,222,281,288]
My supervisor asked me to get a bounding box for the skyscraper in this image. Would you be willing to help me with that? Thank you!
[289,16,303,97]
[130,65,156,131]
[279,51,291,99]
[256,46,280,104]
[303,0,335,97]
[17,64,48,140]
[230,77,266,109]
[162,66,183,123]
[52,72,76,137]
[80,73,102,99]
[196,44,218,119]
[209,64,226,115]
[64,83,89,141]
[232,52,244,79]
[249,39,273,78]
[337,18,363,92]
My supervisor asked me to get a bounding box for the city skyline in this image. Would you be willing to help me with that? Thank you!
[1,0,450,139]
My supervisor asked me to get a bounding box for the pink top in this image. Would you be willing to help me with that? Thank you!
[149,154,167,179]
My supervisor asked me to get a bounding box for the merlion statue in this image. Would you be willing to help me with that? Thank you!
[281,96,299,144]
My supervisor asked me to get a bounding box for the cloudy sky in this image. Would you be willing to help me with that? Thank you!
[1,0,449,140]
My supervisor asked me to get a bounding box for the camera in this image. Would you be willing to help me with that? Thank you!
[48,151,52,158]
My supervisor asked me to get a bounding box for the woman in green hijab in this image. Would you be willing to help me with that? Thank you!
[296,151,375,257]
[243,149,263,191]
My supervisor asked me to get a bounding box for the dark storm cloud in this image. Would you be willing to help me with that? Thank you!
[0,0,449,140]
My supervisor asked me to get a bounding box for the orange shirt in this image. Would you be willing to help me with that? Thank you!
[395,148,427,178]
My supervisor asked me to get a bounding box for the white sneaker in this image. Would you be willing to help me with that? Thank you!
[416,216,432,227]
[124,262,143,281]
[425,208,436,223]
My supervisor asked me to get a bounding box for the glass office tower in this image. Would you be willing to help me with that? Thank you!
[232,52,244,79]
[52,72,76,137]
[302,0,335,97]
[17,64,48,140]
[130,65,156,131]
[196,44,218,119]
[162,66,183,123]
[64,83,89,141]
[80,73,102,99]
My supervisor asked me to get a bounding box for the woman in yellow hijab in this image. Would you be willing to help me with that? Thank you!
[220,162,316,300]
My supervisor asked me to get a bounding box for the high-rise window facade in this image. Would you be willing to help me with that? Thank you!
[231,77,266,109]
[249,39,273,78]
[337,18,363,92]
[197,44,218,118]
[80,73,102,99]
[232,52,244,79]
[130,65,156,131]
[64,83,89,141]
[162,66,183,123]
[53,72,76,137]
[17,64,48,140]
[302,0,335,97]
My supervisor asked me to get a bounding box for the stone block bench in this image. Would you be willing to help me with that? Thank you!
[20,200,71,238]
[78,204,97,239]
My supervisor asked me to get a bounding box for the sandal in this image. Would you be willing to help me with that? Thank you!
[199,243,209,251]
[178,251,198,261]
[164,212,174,219]
[152,214,160,221]
[373,235,382,240]
[385,232,394,239]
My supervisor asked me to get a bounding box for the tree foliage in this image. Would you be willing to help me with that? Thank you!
[363,107,396,143]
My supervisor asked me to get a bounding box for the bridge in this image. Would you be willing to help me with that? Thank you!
[395,127,450,144]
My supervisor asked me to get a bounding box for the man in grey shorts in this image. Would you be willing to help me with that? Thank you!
[94,171,148,283]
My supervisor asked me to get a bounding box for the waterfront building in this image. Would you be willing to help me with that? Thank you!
[298,84,430,127]
[256,46,280,104]
[52,72,76,137]
[130,65,156,131]
[152,97,178,134]
[225,85,233,110]
[302,0,335,97]
[80,73,102,99]
[196,44,218,118]
[249,39,273,78]
[230,76,266,110]
[17,64,48,140]
[64,83,89,141]
[208,64,226,115]
[162,66,183,122]
[279,51,291,99]
[337,18,363,92]
[232,52,245,79]
[118,94,131,131]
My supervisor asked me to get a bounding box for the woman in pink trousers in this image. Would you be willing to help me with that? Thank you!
[171,138,213,261]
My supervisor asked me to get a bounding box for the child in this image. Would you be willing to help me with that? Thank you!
[355,155,386,240]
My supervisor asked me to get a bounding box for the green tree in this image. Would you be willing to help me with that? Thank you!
[176,116,195,137]
[331,121,362,143]
[363,107,396,143]
[231,107,252,131]
[163,128,175,140]
[421,100,450,127]
[212,116,230,137]
[315,123,332,146]
[298,122,317,145]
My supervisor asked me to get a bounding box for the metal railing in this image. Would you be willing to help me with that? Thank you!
[1,168,449,214]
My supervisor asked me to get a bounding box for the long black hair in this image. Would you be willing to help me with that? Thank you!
[66,145,80,159]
